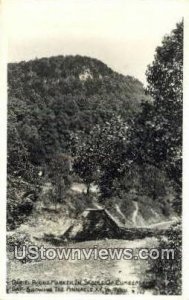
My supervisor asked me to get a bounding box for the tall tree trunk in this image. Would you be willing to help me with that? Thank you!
[86,183,90,195]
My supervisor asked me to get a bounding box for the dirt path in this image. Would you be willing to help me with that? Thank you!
[115,204,126,221]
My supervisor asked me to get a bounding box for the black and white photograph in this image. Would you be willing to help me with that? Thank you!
[1,0,188,297]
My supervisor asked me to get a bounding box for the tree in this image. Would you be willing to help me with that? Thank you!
[7,100,42,229]
[146,21,183,186]
[73,116,129,197]
[47,154,72,209]
[127,21,183,214]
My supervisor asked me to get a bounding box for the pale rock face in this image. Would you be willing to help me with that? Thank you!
[70,182,99,194]
[79,69,93,81]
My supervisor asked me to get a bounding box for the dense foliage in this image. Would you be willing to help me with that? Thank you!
[74,22,183,214]
[8,55,147,165]
[128,21,183,213]
[7,55,148,228]
[74,115,175,217]
[147,223,182,295]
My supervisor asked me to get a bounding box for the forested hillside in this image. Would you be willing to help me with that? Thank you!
[8,55,147,165]
[7,55,150,228]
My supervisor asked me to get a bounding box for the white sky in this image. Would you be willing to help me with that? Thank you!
[6,0,186,84]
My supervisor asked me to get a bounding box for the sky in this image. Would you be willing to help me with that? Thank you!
[6,0,186,84]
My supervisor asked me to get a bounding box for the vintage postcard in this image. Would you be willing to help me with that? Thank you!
[1,0,189,298]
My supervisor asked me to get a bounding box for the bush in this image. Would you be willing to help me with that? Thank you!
[146,222,182,295]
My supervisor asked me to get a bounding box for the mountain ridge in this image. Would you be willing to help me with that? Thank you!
[8,55,149,165]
